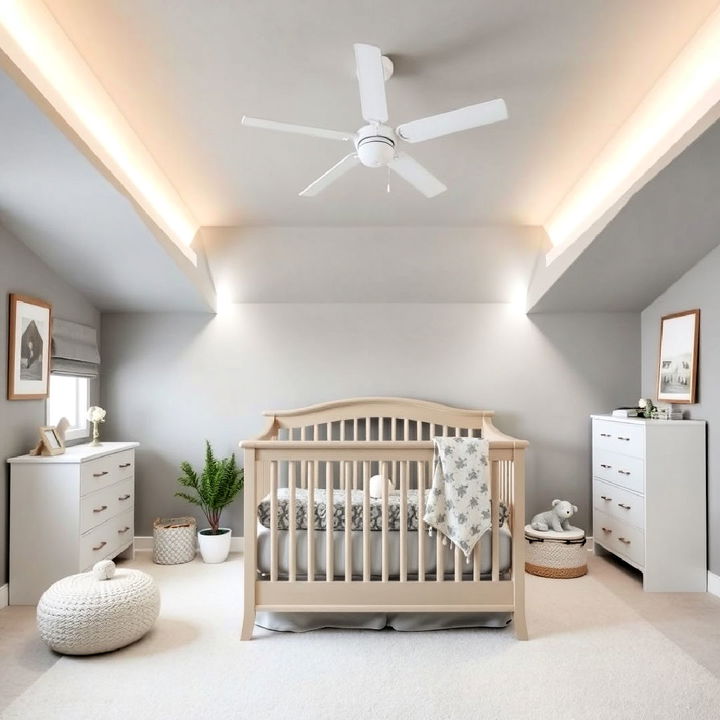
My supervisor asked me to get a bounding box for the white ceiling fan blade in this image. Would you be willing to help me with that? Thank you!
[396,98,508,143]
[389,153,446,198]
[353,43,388,123]
[241,116,354,142]
[299,154,360,197]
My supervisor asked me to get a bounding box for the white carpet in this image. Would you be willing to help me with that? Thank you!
[3,553,720,720]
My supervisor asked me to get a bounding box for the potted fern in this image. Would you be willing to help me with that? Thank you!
[176,441,243,563]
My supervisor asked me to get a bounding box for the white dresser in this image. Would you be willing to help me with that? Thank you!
[8,442,138,605]
[591,415,706,592]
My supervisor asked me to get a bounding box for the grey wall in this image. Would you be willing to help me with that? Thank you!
[0,223,100,585]
[101,305,639,537]
[642,242,720,574]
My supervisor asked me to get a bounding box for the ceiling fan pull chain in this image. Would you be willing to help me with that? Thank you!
[386,165,391,193]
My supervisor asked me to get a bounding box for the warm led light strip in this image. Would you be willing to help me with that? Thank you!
[545,5,720,262]
[0,0,198,263]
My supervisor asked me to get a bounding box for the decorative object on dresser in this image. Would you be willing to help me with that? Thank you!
[28,422,67,456]
[37,560,160,655]
[657,309,700,404]
[8,442,138,605]
[591,415,706,591]
[153,517,197,565]
[176,441,243,564]
[87,405,107,446]
[7,293,52,400]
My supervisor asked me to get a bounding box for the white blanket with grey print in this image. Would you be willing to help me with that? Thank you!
[423,436,491,558]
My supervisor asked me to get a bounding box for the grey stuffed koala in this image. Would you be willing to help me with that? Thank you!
[530,499,578,532]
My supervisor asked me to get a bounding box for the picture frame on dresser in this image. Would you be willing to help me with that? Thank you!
[7,293,52,400]
[657,309,699,404]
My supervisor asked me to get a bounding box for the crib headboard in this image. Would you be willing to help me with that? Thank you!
[248,397,527,449]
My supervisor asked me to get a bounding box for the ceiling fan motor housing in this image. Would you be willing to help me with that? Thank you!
[355,124,396,167]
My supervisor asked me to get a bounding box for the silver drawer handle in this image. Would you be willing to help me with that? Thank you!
[93,505,108,513]
[92,471,108,478]
[118,526,130,534]
[118,494,131,501]
[92,540,107,551]
[601,527,612,534]
[618,503,631,510]
[618,537,631,544]
[618,470,631,475]
[618,436,631,441]
[600,433,612,438]
[600,463,612,469]
[600,495,612,502]
[119,462,132,469]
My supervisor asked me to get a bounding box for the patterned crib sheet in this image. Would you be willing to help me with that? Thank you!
[258,488,508,532]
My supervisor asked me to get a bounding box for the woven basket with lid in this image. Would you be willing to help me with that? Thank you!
[153,516,197,565]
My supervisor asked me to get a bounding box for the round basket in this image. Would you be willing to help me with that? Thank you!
[524,525,587,579]
[153,517,197,565]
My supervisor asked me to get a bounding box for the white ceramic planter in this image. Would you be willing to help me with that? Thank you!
[197,528,232,563]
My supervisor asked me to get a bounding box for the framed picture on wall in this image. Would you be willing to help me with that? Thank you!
[657,309,699,404]
[7,294,52,400]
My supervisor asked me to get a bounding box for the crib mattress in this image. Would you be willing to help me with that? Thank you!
[258,488,509,532]
[256,522,512,580]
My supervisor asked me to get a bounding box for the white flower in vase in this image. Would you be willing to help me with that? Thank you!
[87,406,107,446]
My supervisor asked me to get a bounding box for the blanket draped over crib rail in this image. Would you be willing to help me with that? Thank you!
[424,437,491,558]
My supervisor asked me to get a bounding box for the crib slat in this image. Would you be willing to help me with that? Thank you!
[353,417,358,441]
[400,461,407,582]
[366,417,371,440]
[300,457,307,490]
[344,462,352,582]
[404,418,410,440]
[473,534,481,581]
[308,461,316,582]
[270,461,278,582]
[491,461,500,582]
[326,461,334,582]
[313,424,318,441]
[288,462,297,583]
[363,460,371,582]
[391,418,396,441]
[381,460,389,582]
[418,462,426,582]
[442,425,448,437]
[454,545,463,582]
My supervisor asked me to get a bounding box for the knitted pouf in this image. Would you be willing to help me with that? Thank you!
[37,560,160,655]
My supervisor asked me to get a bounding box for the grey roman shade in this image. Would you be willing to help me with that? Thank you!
[51,319,100,378]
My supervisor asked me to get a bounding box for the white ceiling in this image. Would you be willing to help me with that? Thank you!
[529,117,720,312]
[43,0,719,227]
[0,67,213,312]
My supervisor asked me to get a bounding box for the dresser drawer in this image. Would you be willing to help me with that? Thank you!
[593,449,644,493]
[80,450,135,496]
[593,419,644,459]
[80,509,134,571]
[80,477,134,534]
[594,509,645,568]
[593,478,644,530]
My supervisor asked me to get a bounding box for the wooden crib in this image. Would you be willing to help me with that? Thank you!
[240,397,529,640]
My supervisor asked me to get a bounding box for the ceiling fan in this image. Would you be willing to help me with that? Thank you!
[241,43,508,198]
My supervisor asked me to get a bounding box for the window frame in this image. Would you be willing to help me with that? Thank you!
[46,374,91,442]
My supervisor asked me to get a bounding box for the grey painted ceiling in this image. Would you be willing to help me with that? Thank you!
[530,117,720,313]
[45,0,718,227]
[0,68,212,312]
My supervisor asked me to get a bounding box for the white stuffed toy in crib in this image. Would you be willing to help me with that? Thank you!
[369,474,397,498]
[530,499,578,532]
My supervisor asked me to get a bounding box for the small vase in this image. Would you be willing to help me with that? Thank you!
[90,421,102,447]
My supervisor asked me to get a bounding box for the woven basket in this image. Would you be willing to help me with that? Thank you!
[524,524,587,579]
[153,517,197,565]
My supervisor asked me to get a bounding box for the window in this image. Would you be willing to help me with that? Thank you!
[46,375,90,441]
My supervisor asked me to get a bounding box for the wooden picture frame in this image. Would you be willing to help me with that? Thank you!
[657,309,700,404]
[7,294,52,400]
[37,426,65,456]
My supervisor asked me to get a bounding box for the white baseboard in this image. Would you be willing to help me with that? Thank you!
[0,583,8,610]
[133,536,244,553]
[707,571,720,598]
